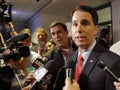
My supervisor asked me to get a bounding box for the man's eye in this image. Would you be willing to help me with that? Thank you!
[81,20,89,25]
[57,31,62,34]
[51,33,55,36]
[72,23,78,26]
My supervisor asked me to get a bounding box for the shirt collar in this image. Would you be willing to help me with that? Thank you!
[78,41,96,62]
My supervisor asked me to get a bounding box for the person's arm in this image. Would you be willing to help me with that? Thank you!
[0,33,5,47]
[21,84,31,90]
[113,78,120,90]
[63,78,80,90]
[9,22,17,36]
[22,71,48,90]
[16,57,29,76]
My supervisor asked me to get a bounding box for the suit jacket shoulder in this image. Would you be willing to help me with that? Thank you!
[67,43,120,90]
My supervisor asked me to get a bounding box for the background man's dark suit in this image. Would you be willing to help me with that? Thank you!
[97,38,109,49]
[44,42,77,90]
[67,43,120,90]
[44,46,66,90]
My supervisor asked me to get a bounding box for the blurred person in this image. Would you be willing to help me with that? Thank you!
[97,28,110,49]
[110,40,120,56]
[4,22,18,36]
[63,78,80,90]
[0,32,5,48]
[0,21,17,41]
[66,5,120,90]
[0,48,29,90]
[43,21,77,90]
[20,28,47,90]
[0,64,15,90]
[22,69,52,90]
[46,39,55,51]
[22,76,80,90]
[30,27,48,57]
[110,41,120,90]
[9,28,40,90]
[20,28,41,72]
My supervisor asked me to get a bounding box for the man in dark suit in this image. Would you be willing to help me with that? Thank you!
[97,28,110,49]
[66,5,120,90]
[44,21,77,90]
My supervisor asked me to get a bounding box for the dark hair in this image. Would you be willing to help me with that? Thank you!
[100,28,110,38]
[72,5,98,25]
[49,21,67,32]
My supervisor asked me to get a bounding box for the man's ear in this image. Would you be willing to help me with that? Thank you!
[94,25,99,35]
[66,30,69,35]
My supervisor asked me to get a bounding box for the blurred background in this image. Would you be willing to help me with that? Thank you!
[1,0,120,44]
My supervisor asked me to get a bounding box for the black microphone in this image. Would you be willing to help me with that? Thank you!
[6,33,29,43]
[65,60,75,83]
[30,60,57,90]
[53,60,75,90]
[42,56,49,63]
[32,58,44,69]
[97,60,119,82]
[31,56,49,69]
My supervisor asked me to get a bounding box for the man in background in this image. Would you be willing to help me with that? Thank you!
[30,27,48,57]
[44,21,77,90]
[97,28,110,49]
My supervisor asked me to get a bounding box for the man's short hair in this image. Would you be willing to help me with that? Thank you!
[49,21,68,32]
[36,27,47,36]
[100,28,110,38]
[21,28,31,36]
[72,5,98,25]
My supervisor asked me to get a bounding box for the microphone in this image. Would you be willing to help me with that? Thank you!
[42,56,49,63]
[31,56,49,69]
[6,33,29,43]
[31,58,44,69]
[65,60,75,83]
[53,60,75,89]
[97,60,119,82]
[30,60,57,90]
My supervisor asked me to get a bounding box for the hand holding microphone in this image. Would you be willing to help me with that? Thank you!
[63,78,80,90]
[113,78,120,90]
[65,60,75,83]
[63,60,80,90]
[29,60,57,90]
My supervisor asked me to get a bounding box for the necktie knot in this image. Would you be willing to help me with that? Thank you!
[78,54,83,62]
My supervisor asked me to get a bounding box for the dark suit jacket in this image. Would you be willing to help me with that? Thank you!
[97,38,109,49]
[67,43,120,90]
[44,41,78,90]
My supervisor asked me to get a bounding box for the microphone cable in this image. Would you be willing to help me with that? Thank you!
[53,66,65,90]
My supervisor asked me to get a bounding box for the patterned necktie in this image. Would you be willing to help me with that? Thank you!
[75,54,83,81]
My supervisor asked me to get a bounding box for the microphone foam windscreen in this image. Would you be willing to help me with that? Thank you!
[44,60,57,73]
[65,60,75,68]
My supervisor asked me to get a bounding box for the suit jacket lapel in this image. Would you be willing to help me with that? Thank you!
[81,51,99,76]
[53,47,65,66]
[81,43,101,77]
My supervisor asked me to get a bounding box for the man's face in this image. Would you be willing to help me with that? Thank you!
[50,25,68,48]
[37,32,47,44]
[46,42,55,51]
[71,10,98,49]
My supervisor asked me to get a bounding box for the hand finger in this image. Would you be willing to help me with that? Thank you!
[65,77,71,85]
